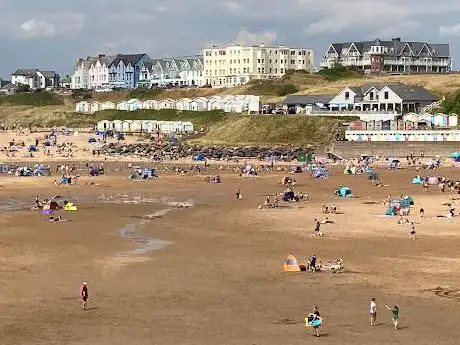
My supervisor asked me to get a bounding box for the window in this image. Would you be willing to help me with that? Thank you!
[291,60,295,64]
[384,91,389,100]
[258,59,261,63]
[345,92,350,100]
[291,51,295,55]
[369,92,374,101]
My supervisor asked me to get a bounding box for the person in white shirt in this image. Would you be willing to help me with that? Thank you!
[369,298,377,326]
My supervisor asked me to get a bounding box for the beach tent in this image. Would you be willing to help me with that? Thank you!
[28,145,38,152]
[283,255,301,272]
[389,159,400,169]
[336,186,352,197]
[311,166,328,178]
[193,154,205,161]
[451,152,460,159]
[89,168,99,176]
[64,202,77,211]
[412,176,423,184]
[211,175,221,183]
[88,138,97,144]
[386,206,398,216]
[297,153,312,163]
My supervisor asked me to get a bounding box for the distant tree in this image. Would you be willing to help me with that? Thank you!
[16,83,30,93]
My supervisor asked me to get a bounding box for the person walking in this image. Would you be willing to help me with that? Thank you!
[369,298,377,326]
[312,306,322,337]
[80,281,89,310]
[385,304,400,330]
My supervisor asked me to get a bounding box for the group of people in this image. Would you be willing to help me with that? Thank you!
[369,298,400,330]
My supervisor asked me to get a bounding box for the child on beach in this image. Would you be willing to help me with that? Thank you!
[369,298,377,326]
[385,304,400,330]
[409,222,416,240]
[80,282,89,310]
[419,208,425,217]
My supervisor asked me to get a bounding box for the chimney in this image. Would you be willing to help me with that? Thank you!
[392,38,401,42]
[98,54,105,58]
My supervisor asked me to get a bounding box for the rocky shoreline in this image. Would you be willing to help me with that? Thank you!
[102,142,315,161]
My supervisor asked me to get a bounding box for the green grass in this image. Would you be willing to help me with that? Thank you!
[16,109,229,130]
[0,92,64,106]
[246,81,298,96]
[196,115,356,145]
[316,65,364,82]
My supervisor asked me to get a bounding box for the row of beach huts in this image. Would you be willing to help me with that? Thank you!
[76,95,261,114]
[96,120,194,134]
[347,113,458,131]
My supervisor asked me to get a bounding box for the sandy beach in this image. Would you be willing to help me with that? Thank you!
[0,162,459,344]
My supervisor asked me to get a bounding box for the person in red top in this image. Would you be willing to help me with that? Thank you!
[80,281,89,310]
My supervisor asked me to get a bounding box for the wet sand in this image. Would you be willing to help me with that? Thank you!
[0,167,460,345]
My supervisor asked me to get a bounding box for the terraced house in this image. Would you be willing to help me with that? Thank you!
[107,54,151,88]
[138,56,204,88]
[320,38,451,74]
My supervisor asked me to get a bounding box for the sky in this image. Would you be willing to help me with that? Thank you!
[1,0,460,79]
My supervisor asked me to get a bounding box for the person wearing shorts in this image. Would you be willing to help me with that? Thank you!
[385,304,399,330]
[80,281,89,310]
[312,306,321,337]
[369,298,377,326]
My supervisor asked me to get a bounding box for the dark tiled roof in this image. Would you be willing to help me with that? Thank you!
[283,95,335,105]
[109,54,150,67]
[346,82,438,102]
[41,71,58,78]
[12,69,38,77]
[330,39,450,57]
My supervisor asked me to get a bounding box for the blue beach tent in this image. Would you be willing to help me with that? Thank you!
[335,186,352,197]
[412,176,423,184]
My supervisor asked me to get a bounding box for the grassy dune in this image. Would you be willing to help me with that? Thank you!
[0,70,459,144]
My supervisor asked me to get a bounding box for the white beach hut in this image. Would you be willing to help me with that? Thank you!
[112,120,123,131]
[117,101,129,111]
[96,120,112,131]
[88,101,101,113]
[448,113,458,127]
[75,101,89,113]
[158,98,175,110]
[176,98,192,111]
[191,98,208,111]
[121,120,133,132]
[101,101,115,110]
[126,99,141,111]
[141,120,155,133]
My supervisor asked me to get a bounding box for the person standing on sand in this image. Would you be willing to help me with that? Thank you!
[80,282,89,310]
[235,188,241,200]
[385,304,400,330]
[409,222,416,240]
[312,306,322,337]
[369,298,377,326]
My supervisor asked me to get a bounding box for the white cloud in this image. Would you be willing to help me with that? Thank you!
[18,14,84,39]
[20,19,56,38]
[440,23,460,37]
[233,30,277,45]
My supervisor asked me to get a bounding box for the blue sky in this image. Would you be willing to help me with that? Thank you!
[1,0,460,78]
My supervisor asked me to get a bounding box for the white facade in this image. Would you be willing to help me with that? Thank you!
[11,70,45,89]
[321,38,451,74]
[101,101,115,110]
[203,44,314,87]
[346,130,460,142]
[76,95,260,114]
[97,120,193,134]
[71,57,96,89]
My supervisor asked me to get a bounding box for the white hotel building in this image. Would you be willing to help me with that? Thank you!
[203,44,314,87]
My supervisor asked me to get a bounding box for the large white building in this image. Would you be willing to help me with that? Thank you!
[320,38,451,74]
[203,44,314,87]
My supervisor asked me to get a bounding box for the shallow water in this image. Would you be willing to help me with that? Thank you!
[118,209,174,256]
[0,192,194,212]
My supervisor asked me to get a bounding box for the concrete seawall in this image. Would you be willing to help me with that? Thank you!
[330,142,460,158]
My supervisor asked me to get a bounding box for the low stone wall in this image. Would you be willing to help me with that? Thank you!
[330,142,460,158]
